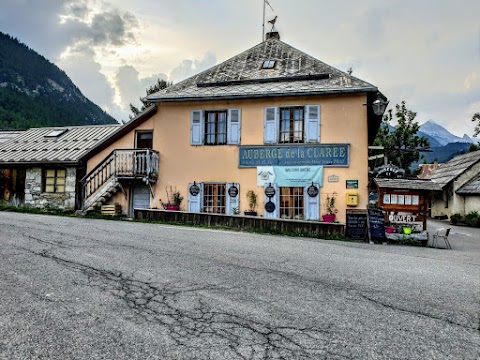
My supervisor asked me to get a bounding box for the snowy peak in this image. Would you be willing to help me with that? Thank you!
[419,120,474,146]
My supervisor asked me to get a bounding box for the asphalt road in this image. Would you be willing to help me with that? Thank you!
[0,212,479,359]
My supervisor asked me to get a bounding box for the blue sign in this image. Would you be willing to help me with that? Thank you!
[239,144,349,168]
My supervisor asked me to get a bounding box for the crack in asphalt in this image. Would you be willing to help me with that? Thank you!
[361,294,480,333]
[26,248,350,360]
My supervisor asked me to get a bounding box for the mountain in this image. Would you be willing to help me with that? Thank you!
[378,120,478,170]
[419,119,475,146]
[0,32,117,129]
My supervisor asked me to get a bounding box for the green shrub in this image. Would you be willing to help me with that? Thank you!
[450,213,463,225]
[465,211,480,227]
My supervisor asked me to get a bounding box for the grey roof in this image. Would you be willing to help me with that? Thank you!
[426,150,480,188]
[373,178,442,191]
[147,37,377,102]
[0,131,24,144]
[0,124,121,165]
[456,174,480,195]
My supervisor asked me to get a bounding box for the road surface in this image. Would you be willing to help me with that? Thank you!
[0,213,479,359]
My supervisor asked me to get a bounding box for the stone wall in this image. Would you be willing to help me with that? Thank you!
[24,167,77,209]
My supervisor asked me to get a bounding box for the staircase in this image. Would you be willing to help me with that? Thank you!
[81,149,159,213]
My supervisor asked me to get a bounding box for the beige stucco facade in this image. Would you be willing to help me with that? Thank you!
[430,162,480,218]
[86,93,371,222]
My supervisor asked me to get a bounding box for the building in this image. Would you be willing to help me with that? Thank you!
[427,150,480,218]
[84,32,387,222]
[0,124,121,208]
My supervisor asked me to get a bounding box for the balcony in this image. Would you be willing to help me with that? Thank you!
[82,149,159,202]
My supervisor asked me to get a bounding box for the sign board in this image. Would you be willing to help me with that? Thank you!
[328,175,339,182]
[367,207,385,242]
[273,166,323,187]
[346,209,368,240]
[228,185,238,198]
[239,144,350,168]
[346,180,358,189]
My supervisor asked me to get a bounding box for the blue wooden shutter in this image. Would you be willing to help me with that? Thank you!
[227,109,241,145]
[304,183,320,220]
[225,183,240,215]
[188,182,203,213]
[305,105,320,143]
[191,110,204,145]
[264,107,278,144]
[264,183,279,219]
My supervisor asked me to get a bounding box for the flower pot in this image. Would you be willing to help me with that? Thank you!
[166,205,180,211]
[322,214,336,223]
[403,227,412,235]
[244,211,257,216]
[386,226,395,234]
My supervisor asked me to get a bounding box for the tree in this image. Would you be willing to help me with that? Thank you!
[472,112,480,137]
[129,79,170,118]
[373,101,430,174]
[467,142,480,153]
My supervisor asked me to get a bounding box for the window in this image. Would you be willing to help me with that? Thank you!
[45,129,68,138]
[279,106,304,143]
[44,168,66,193]
[135,131,153,149]
[203,183,226,214]
[264,105,320,145]
[205,111,227,145]
[262,60,276,69]
[279,187,304,220]
[191,109,241,146]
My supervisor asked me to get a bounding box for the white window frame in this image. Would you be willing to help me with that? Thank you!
[264,105,320,145]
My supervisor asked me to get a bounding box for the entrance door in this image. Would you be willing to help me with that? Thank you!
[131,185,150,217]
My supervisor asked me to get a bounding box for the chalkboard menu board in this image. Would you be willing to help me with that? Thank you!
[346,210,368,240]
[367,208,386,241]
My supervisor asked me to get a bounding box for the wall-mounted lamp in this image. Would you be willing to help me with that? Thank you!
[372,99,389,116]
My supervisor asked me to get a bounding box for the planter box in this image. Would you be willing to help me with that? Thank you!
[165,205,180,211]
[322,214,336,223]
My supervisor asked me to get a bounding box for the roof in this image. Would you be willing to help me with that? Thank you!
[81,106,157,161]
[417,163,437,180]
[147,37,377,102]
[0,131,24,144]
[373,178,442,191]
[456,174,480,195]
[0,124,121,165]
[426,150,480,188]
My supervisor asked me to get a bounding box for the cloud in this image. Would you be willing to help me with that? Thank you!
[115,65,167,110]
[169,51,217,83]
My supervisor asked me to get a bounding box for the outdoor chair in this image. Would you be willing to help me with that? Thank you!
[432,228,451,249]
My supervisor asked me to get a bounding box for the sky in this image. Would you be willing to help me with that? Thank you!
[1,0,479,137]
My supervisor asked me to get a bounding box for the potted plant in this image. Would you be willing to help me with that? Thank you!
[161,186,183,211]
[322,192,338,222]
[244,190,258,216]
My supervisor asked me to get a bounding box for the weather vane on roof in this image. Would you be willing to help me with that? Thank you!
[262,0,275,41]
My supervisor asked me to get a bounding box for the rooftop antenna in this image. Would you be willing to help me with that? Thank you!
[262,0,274,41]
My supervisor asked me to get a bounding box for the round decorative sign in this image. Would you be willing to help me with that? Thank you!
[265,185,276,198]
[265,200,276,213]
[189,183,200,196]
[307,184,319,198]
[228,185,238,198]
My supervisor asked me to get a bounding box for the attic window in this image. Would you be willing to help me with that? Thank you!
[45,129,68,138]
[262,60,276,69]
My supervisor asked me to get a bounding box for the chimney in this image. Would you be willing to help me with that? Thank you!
[265,32,280,40]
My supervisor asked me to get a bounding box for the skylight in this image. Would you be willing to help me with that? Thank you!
[45,129,68,138]
[262,60,276,69]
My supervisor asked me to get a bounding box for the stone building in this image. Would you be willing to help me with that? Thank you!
[0,125,120,209]
[427,150,480,218]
